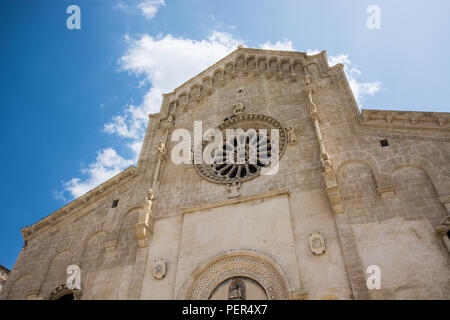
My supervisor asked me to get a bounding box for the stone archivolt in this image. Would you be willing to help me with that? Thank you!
[178,249,297,300]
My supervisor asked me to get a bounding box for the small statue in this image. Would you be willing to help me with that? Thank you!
[436,215,450,237]
[226,182,241,199]
[145,188,154,210]
[228,279,245,300]
[158,140,166,157]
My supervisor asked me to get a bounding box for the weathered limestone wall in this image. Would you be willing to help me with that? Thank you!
[1,48,449,300]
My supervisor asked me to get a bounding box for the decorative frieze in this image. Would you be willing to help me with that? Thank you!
[361,109,450,131]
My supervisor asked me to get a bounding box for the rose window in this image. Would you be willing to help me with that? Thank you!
[194,113,287,184]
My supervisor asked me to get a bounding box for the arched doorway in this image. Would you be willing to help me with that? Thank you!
[179,249,293,300]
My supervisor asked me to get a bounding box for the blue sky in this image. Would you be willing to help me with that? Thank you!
[1,0,449,270]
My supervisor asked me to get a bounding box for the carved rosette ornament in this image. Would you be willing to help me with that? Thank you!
[194,108,288,184]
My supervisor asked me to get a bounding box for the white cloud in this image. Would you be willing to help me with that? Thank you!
[308,49,381,107]
[104,31,243,142]
[59,31,243,199]
[261,39,294,51]
[139,0,165,20]
[63,148,134,198]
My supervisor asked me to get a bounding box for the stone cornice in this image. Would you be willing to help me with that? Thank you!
[21,166,137,241]
[182,188,289,215]
[171,48,309,95]
[361,109,450,132]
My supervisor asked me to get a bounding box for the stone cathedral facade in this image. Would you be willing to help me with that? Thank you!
[1,48,449,300]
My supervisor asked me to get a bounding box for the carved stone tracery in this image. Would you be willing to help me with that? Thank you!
[194,112,288,184]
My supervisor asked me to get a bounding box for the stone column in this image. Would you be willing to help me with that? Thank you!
[303,69,368,299]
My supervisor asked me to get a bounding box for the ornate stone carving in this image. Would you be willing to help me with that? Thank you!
[164,111,175,129]
[436,215,450,252]
[157,140,167,160]
[377,184,397,200]
[179,250,293,300]
[228,278,246,300]
[66,265,81,290]
[194,113,288,184]
[286,126,297,145]
[48,284,82,300]
[153,258,167,280]
[226,182,241,199]
[308,232,326,255]
[436,215,450,237]
[233,102,246,115]
[135,188,155,248]
[360,109,450,130]
[144,188,154,212]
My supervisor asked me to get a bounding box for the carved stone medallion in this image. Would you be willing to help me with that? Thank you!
[153,258,167,280]
[309,232,325,255]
